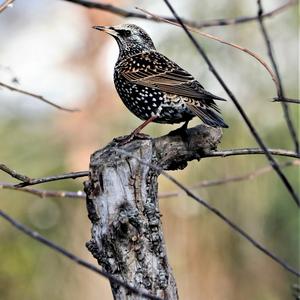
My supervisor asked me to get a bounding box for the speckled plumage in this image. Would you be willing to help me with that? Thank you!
[93,24,228,129]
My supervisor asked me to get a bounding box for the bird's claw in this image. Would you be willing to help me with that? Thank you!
[113,133,151,145]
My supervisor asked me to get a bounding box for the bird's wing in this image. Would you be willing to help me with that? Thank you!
[118,51,225,101]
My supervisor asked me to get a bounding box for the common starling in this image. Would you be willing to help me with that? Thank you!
[93,24,228,140]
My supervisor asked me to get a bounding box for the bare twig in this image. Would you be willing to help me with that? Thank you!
[0,163,31,183]
[0,209,163,300]
[0,147,298,189]
[0,182,85,199]
[192,160,299,187]
[0,0,14,13]
[2,159,299,200]
[0,82,79,112]
[273,97,300,104]
[0,164,89,187]
[116,148,300,277]
[188,0,297,28]
[163,0,300,207]
[204,148,300,159]
[62,0,296,29]
[257,0,299,153]
[14,171,89,188]
[159,160,300,199]
[137,7,280,96]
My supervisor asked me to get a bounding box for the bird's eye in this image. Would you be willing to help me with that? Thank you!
[120,29,131,37]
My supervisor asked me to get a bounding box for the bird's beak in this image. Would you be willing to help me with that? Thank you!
[92,26,117,36]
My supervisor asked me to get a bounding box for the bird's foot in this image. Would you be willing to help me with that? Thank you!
[113,132,151,145]
[114,116,156,145]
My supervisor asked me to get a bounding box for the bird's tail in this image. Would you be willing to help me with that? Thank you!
[188,104,229,128]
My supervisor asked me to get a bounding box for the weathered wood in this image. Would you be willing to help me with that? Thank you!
[84,125,222,299]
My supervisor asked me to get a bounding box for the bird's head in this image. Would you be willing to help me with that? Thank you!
[93,24,156,58]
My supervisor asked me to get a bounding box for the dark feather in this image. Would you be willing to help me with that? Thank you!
[118,51,226,101]
[187,104,228,128]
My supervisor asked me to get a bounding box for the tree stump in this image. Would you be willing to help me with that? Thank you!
[84,125,222,299]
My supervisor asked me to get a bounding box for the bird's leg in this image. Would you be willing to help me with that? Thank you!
[115,115,158,145]
[131,115,158,137]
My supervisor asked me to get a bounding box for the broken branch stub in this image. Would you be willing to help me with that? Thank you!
[84,125,222,299]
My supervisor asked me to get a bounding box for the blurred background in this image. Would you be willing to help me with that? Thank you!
[0,0,299,299]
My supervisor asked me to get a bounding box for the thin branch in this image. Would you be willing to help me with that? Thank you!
[0,82,79,112]
[162,0,300,207]
[192,160,299,187]
[0,164,89,187]
[189,0,297,28]
[0,147,298,189]
[62,0,296,29]
[0,0,14,13]
[159,160,300,199]
[0,163,31,183]
[203,148,300,159]
[137,7,280,96]
[257,0,299,153]
[273,97,300,104]
[0,209,163,300]
[116,148,300,277]
[2,159,299,200]
[14,171,89,188]
[0,182,85,199]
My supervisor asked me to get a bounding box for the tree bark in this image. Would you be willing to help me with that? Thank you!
[84,125,222,299]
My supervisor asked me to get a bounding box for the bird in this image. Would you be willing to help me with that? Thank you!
[93,24,228,142]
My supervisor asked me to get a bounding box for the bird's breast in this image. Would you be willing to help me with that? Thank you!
[113,71,194,123]
[114,71,164,120]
